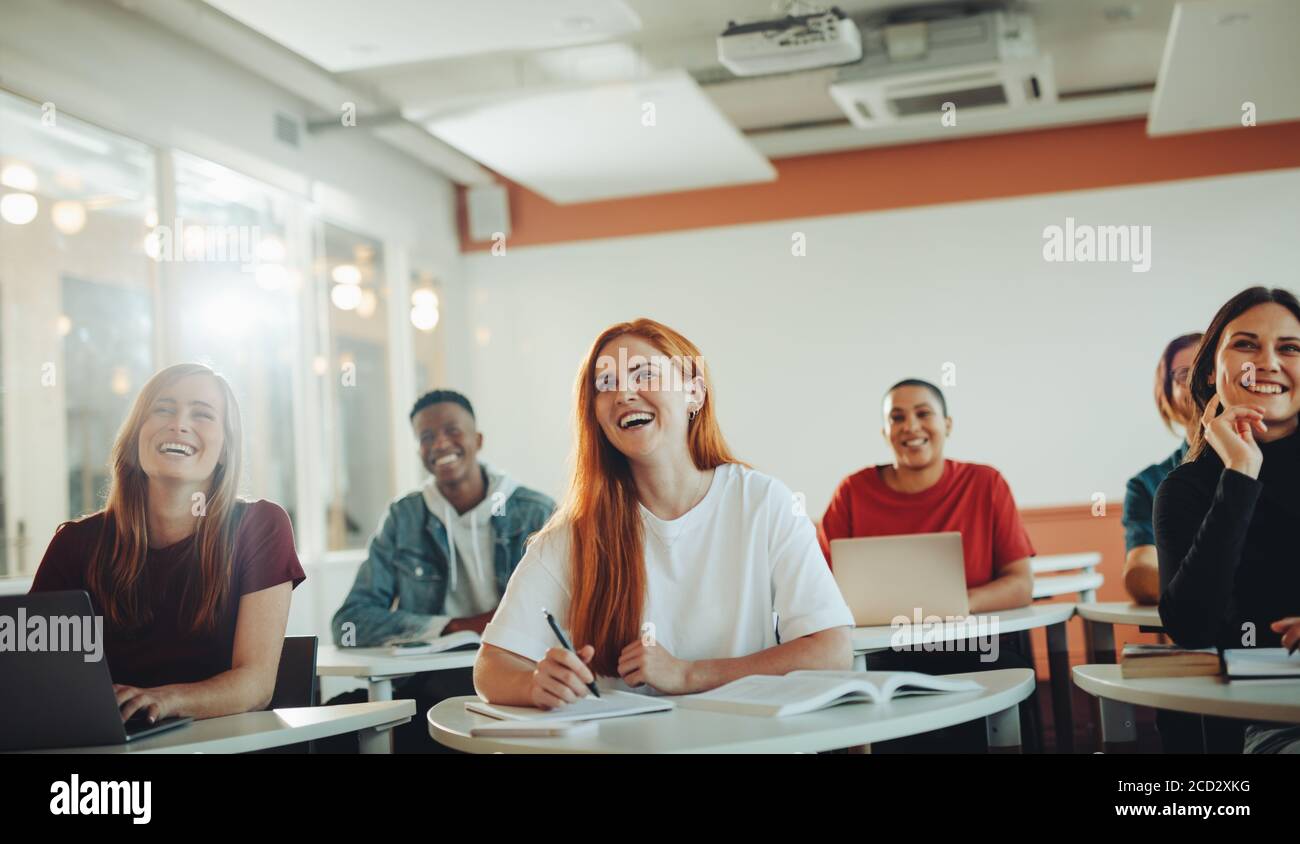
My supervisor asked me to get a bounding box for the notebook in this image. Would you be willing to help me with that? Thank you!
[675,670,981,718]
[386,630,481,656]
[465,690,674,722]
[1221,648,1300,681]
[1120,644,1220,678]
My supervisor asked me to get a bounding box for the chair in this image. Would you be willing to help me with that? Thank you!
[1031,552,1103,602]
[268,635,319,709]
[254,635,318,754]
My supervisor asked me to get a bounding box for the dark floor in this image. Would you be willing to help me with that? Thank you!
[1034,680,1164,753]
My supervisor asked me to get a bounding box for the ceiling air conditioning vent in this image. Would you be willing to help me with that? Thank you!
[829,10,1055,128]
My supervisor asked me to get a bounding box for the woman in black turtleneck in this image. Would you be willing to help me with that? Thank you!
[1155,286,1300,755]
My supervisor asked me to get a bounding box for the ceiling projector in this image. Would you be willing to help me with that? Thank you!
[717,6,863,77]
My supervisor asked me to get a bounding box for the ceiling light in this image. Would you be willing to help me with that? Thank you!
[0,193,38,225]
[331,283,362,311]
[411,304,439,332]
[51,200,87,235]
[0,163,37,192]
[331,264,362,285]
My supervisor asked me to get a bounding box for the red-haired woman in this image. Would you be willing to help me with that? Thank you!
[474,319,853,708]
[31,363,304,722]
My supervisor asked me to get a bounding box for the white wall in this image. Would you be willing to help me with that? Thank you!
[462,168,1300,517]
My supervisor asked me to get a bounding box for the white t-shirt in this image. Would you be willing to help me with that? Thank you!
[481,463,854,691]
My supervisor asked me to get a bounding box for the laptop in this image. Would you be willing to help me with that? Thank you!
[830,532,970,626]
[0,590,192,751]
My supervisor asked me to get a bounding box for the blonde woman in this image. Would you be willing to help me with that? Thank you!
[31,363,304,722]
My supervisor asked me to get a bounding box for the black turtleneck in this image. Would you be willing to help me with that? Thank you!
[1154,430,1300,650]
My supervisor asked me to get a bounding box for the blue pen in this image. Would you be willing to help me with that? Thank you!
[542,608,600,699]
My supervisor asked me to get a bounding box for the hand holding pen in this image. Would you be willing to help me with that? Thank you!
[526,608,600,709]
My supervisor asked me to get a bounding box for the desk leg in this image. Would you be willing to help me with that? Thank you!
[358,725,397,755]
[1099,698,1138,746]
[368,677,393,702]
[1084,621,1120,751]
[986,705,1022,753]
[1046,621,1074,753]
[852,653,867,671]
[1089,621,1117,665]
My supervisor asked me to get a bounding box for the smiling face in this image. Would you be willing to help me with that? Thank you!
[882,385,951,471]
[413,402,482,485]
[136,374,226,486]
[592,334,703,466]
[1213,302,1300,432]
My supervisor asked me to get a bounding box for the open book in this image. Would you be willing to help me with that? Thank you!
[1222,648,1300,681]
[676,670,982,718]
[385,629,481,656]
[466,690,674,722]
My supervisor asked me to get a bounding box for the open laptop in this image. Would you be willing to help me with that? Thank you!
[0,590,192,751]
[830,532,970,626]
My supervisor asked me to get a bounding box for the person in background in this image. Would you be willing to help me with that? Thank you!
[1122,332,1202,605]
[1156,286,1300,755]
[818,378,1034,752]
[31,362,304,722]
[474,318,853,709]
[328,389,554,752]
[819,379,1034,613]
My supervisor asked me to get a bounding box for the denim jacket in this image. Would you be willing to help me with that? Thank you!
[331,480,555,647]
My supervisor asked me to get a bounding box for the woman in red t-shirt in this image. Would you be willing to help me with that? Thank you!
[819,378,1034,614]
[31,363,304,722]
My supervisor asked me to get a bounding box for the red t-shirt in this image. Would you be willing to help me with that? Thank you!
[29,499,305,688]
[818,460,1035,588]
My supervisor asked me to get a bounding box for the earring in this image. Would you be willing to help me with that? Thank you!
[688,408,699,422]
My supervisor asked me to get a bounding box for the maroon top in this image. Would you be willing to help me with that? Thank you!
[30,499,305,689]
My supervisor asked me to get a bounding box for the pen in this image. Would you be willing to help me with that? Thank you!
[542,608,600,699]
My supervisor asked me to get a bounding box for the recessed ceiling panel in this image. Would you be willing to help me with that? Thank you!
[422,71,777,203]
[1148,0,1300,135]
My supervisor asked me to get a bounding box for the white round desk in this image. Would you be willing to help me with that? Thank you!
[428,668,1035,754]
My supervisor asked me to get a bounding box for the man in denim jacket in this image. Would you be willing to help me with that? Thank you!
[327,390,553,751]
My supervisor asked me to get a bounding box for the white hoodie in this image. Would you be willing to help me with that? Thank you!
[421,463,518,637]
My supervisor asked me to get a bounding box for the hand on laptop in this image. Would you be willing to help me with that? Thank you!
[114,683,179,723]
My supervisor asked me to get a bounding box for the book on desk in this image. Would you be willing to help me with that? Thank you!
[1121,644,1300,680]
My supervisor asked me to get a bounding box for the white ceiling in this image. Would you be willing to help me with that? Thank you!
[200,0,642,72]
[177,0,1298,200]
[1148,0,1300,135]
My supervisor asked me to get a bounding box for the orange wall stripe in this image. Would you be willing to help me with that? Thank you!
[458,118,1300,252]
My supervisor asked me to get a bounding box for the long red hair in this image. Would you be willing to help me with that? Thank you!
[546,319,741,677]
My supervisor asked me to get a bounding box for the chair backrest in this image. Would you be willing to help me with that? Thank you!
[1030,552,1104,602]
[268,635,318,709]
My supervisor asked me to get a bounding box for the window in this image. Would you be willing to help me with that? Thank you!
[317,223,393,551]
[0,90,157,576]
[0,91,446,574]
[167,151,303,529]
[410,269,444,393]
